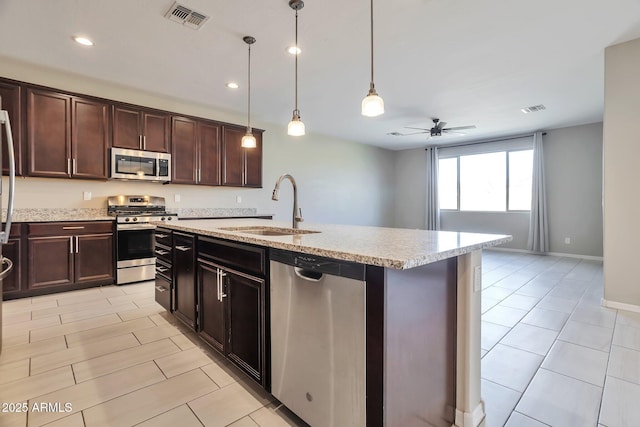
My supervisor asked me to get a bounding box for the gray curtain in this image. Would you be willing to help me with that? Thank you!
[426,147,440,230]
[527,132,549,252]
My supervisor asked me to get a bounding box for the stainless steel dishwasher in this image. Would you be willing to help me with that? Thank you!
[270,249,366,427]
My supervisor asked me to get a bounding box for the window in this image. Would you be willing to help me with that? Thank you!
[438,149,533,211]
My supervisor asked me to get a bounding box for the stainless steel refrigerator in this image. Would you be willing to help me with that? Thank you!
[0,96,17,355]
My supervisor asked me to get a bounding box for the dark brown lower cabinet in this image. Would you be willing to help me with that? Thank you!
[1,224,25,299]
[173,232,196,329]
[22,221,114,297]
[196,236,267,388]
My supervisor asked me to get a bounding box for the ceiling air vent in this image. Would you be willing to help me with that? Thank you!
[165,2,210,30]
[520,104,546,114]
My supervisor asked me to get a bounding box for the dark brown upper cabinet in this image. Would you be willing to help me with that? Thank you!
[172,116,221,186]
[113,104,170,153]
[0,80,24,176]
[26,88,109,180]
[222,125,263,188]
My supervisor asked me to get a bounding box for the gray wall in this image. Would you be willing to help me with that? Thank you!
[603,37,640,307]
[544,123,603,256]
[0,56,396,227]
[393,123,604,257]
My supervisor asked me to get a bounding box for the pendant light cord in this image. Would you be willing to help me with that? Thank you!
[295,9,299,113]
[370,0,374,90]
[247,42,252,132]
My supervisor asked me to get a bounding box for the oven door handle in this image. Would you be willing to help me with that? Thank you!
[117,223,157,230]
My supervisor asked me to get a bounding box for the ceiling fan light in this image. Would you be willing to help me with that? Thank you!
[361,91,384,117]
[287,111,305,136]
[241,132,257,148]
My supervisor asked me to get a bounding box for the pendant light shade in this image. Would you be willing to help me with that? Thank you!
[241,36,257,148]
[362,0,384,117]
[287,0,305,136]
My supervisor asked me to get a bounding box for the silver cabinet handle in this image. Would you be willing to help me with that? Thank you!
[75,235,79,253]
[156,233,168,238]
[175,245,190,252]
[139,135,143,149]
[220,270,227,298]
[69,236,73,253]
[155,285,167,292]
[67,158,71,176]
[63,226,85,230]
[0,109,16,244]
[156,249,169,255]
[143,135,146,150]
[156,266,168,273]
[216,268,220,301]
[72,158,77,175]
[0,257,13,280]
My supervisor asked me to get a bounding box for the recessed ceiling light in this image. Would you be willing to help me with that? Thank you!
[286,46,301,55]
[226,82,239,89]
[73,36,94,46]
[520,104,546,114]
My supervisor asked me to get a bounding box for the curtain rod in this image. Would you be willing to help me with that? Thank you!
[424,131,547,150]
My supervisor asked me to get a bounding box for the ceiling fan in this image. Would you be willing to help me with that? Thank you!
[388,118,476,138]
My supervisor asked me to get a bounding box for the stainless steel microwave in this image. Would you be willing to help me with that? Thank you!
[111,147,171,182]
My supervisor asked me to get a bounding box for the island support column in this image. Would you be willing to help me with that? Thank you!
[454,250,485,427]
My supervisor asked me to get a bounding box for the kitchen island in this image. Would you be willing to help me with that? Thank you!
[155,218,511,427]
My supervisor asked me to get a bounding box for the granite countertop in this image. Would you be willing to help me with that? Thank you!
[155,218,512,270]
[3,208,114,222]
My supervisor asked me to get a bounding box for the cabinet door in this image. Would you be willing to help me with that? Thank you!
[27,89,71,177]
[0,80,24,176]
[112,106,141,150]
[226,269,265,385]
[198,120,221,186]
[72,97,109,180]
[244,131,262,187]
[171,116,197,184]
[75,233,114,284]
[28,236,74,289]
[221,126,244,187]
[198,261,225,353]
[143,111,170,153]
[1,237,23,296]
[174,233,197,330]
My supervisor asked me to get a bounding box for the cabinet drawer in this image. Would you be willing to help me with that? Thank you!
[198,236,265,277]
[28,221,114,237]
[155,243,172,263]
[155,228,173,246]
[155,275,171,312]
[156,258,172,280]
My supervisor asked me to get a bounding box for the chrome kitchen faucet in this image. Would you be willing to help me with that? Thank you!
[272,174,303,229]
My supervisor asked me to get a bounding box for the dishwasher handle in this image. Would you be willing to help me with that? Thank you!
[294,267,323,282]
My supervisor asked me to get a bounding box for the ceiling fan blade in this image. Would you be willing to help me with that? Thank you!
[436,121,447,130]
[442,130,467,135]
[443,125,476,131]
[388,131,429,136]
[404,126,430,131]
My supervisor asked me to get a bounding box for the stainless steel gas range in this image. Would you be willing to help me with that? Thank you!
[107,195,177,285]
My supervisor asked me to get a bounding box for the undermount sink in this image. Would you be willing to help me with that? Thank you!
[219,226,320,236]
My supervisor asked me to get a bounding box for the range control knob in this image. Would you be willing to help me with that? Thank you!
[124,218,130,222]
[167,217,173,221]
[161,217,166,221]
[133,217,138,222]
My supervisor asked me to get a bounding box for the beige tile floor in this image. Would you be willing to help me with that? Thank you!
[481,250,640,427]
[2,251,640,426]
[0,281,306,427]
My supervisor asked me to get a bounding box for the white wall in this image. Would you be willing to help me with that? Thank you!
[603,37,640,307]
[393,123,604,256]
[0,56,396,227]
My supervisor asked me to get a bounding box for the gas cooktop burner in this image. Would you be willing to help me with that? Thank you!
[107,195,178,223]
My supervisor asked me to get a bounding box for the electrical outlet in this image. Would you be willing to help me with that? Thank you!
[174,194,181,203]
[564,237,571,244]
[236,195,242,203]
[83,191,92,201]
[473,266,482,292]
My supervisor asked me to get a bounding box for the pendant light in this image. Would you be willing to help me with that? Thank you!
[361,0,384,117]
[287,0,305,136]
[241,36,257,148]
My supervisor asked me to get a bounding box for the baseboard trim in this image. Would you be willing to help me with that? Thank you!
[602,299,640,313]
[486,247,603,261]
[453,401,485,427]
